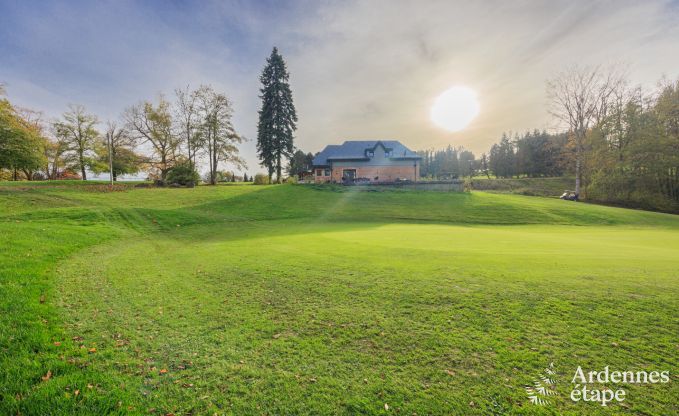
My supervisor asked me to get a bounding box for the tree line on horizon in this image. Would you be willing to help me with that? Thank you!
[418,69,679,212]
[0,48,297,185]
[416,130,570,180]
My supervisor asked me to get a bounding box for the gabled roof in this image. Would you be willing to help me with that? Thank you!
[313,140,421,166]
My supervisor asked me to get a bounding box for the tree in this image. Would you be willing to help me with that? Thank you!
[547,65,626,196]
[90,122,142,181]
[0,98,46,179]
[14,106,48,180]
[195,86,245,185]
[480,153,490,179]
[458,149,475,178]
[286,149,313,177]
[489,133,515,178]
[257,47,297,183]
[125,96,180,181]
[175,86,201,169]
[44,134,69,179]
[53,105,99,180]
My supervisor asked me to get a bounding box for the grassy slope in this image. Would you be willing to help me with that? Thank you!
[1,183,678,415]
[470,177,575,197]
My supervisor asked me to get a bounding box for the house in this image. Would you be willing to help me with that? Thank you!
[312,140,421,183]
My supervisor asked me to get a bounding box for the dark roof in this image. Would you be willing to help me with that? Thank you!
[313,140,421,166]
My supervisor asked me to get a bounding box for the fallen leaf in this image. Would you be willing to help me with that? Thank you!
[159,369,168,374]
[74,390,80,396]
[42,370,52,381]
[384,403,389,410]
[39,294,46,304]
[88,347,97,353]
[54,341,61,346]
[273,333,281,339]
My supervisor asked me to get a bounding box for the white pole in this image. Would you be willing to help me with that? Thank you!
[108,133,113,187]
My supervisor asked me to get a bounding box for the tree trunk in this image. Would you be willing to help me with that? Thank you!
[276,153,282,183]
[575,146,581,197]
[211,149,218,186]
[51,159,58,180]
[80,153,87,180]
[161,153,167,181]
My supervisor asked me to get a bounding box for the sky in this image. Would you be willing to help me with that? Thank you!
[1,0,678,176]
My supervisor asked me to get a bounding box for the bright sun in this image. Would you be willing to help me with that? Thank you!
[430,86,480,132]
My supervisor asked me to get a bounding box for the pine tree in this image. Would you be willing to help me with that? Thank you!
[257,47,297,183]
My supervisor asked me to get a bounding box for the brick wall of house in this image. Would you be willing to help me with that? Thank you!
[314,168,332,183]
[315,164,419,183]
[332,165,419,182]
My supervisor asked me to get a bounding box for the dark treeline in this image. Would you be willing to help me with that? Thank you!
[479,74,679,212]
[487,130,571,178]
[416,130,570,180]
[584,79,679,211]
[417,146,476,179]
[418,71,679,212]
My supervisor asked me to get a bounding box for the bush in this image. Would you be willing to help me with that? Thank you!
[285,176,298,184]
[166,163,200,187]
[253,173,270,185]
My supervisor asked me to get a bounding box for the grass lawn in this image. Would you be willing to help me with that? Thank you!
[470,177,575,197]
[1,183,677,415]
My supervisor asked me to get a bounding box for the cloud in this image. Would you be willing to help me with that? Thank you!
[1,0,678,173]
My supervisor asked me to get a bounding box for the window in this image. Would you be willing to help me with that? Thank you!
[367,150,374,157]
[324,168,331,176]
[385,150,392,157]
[316,169,323,176]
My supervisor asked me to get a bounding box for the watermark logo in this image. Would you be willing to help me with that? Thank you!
[524,363,671,407]
[525,362,558,405]
[570,366,670,407]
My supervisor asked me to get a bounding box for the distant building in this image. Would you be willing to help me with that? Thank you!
[312,140,421,183]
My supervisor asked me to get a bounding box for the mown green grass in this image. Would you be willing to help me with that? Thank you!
[1,182,678,415]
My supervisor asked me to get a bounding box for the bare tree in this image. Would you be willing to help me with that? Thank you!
[53,105,99,180]
[195,85,245,185]
[547,65,626,196]
[125,96,180,181]
[175,86,202,169]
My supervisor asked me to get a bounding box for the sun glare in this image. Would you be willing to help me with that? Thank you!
[430,86,480,132]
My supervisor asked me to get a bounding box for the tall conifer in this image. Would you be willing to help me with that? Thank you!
[256,47,297,183]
